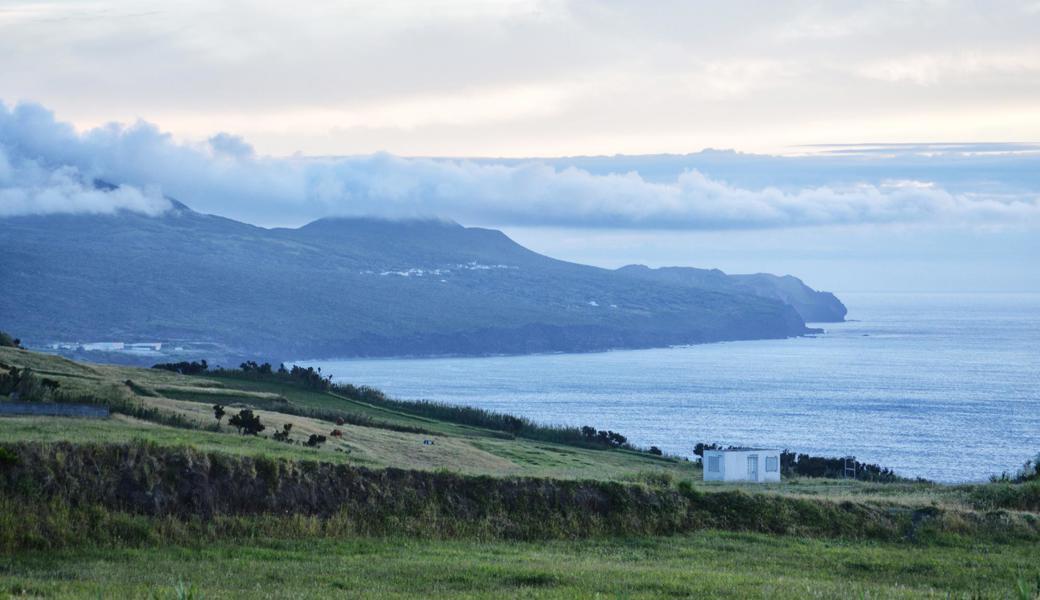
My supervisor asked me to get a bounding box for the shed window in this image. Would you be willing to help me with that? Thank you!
[707,456,720,472]
[765,456,778,472]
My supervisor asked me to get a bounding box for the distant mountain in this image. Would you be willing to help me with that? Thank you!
[615,265,846,323]
[0,201,840,363]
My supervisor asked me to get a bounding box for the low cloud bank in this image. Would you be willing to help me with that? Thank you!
[1,101,1037,228]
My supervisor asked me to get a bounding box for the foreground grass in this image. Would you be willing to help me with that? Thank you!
[3,533,1038,599]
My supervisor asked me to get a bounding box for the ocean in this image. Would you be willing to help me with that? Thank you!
[302,293,1040,482]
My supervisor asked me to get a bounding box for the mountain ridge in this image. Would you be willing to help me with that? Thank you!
[615,264,847,323]
[0,201,842,364]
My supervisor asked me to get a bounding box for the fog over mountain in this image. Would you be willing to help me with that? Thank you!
[3,101,1038,231]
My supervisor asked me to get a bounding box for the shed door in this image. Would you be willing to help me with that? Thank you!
[747,455,759,480]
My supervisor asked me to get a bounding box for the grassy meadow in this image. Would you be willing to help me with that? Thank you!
[4,533,1040,599]
[2,345,1039,598]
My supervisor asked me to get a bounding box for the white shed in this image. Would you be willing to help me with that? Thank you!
[702,448,781,483]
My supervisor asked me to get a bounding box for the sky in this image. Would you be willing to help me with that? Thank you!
[1,1,1039,293]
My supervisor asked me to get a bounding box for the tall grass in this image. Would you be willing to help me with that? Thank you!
[1,440,1037,554]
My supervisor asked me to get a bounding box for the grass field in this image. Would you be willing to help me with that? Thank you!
[2,346,1039,599]
[3,533,1039,599]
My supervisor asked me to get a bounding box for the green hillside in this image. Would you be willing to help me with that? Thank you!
[1,346,1038,599]
[0,206,826,363]
[0,347,690,481]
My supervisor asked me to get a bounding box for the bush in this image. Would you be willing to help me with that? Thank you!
[152,360,208,375]
[273,423,294,443]
[1014,454,1040,483]
[210,362,332,391]
[228,410,265,435]
[1,367,61,402]
[0,447,18,467]
[0,330,20,348]
[781,450,902,482]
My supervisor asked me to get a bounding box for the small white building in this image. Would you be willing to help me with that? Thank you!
[702,448,781,483]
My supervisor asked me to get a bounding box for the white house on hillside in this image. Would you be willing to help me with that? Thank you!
[702,448,781,483]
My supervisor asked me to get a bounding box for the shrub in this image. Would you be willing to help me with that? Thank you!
[4,368,59,402]
[152,360,208,375]
[0,447,18,467]
[228,410,265,435]
[781,450,902,482]
[1013,454,1040,483]
[0,331,20,348]
[273,423,294,443]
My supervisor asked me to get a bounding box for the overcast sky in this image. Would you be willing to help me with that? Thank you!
[4,0,1040,155]
[1,1,1038,294]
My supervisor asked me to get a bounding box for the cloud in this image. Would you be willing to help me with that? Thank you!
[5,1,1040,156]
[207,133,254,159]
[0,104,170,217]
[1,100,1038,228]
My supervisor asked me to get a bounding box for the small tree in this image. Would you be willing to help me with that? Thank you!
[649,446,663,456]
[213,404,226,423]
[305,434,327,447]
[0,331,18,348]
[228,409,265,435]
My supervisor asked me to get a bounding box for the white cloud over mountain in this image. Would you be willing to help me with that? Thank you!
[1,101,1038,229]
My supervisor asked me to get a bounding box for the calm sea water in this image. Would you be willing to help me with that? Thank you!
[303,293,1040,482]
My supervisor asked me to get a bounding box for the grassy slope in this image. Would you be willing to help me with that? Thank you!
[0,347,690,481]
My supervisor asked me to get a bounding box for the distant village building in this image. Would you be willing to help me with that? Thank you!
[702,448,781,483]
[48,341,162,354]
[81,342,125,352]
[125,342,163,354]
[127,342,162,350]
